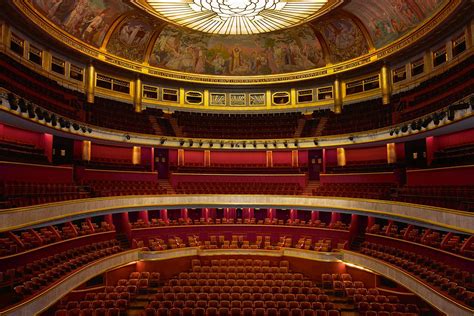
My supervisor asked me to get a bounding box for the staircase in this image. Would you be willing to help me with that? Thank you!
[303,180,320,196]
[116,233,131,249]
[147,115,163,135]
[169,115,184,137]
[294,117,307,138]
[313,116,329,136]
[158,179,176,194]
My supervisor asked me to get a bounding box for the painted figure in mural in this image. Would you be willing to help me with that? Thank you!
[63,0,89,33]
[150,25,324,76]
[82,12,106,42]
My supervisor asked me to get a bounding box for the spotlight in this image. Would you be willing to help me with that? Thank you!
[199,141,203,147]
[35,107,44,120]
[220,141,224,148]
[231,142,235,148]
[160,138,166,145]
[273,141,277,147]
[313,140,318,146]
[87,127,93,133]
[124,134,131,140]
[51,115,57,127]
[284,141,288,148]
[264,142,268,148]
[242,142,246,148]
[422,117,432,128]
[209,142,213,148]
[43,111,51,123]
[81,126,87,133]
[59,117,66,128]
[18,98,27,113]
[72,123,80,130]
[179,140,185,146]
[253,141,257,148]
[189,140,194,147]
[294,140,299,147]
[390,130,394,136]
[401,125,408,133]
[394,128,400,135]
[348,136,354,141]
[65,121,71,129]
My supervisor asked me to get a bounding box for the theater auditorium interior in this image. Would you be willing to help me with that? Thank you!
[0,0,473,315]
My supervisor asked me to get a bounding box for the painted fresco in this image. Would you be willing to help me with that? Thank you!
[149,25,325,76]
[32,0,131,47]
[315,15,369,63]
[345,0,447,48]
[106,15,157,62]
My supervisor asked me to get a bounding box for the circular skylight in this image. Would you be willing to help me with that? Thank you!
[144,0,328,35]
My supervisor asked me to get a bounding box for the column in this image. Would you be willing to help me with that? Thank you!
[290,209,297,221]
[203,90,210,108]
[202,208,209,221]
[82,140,91,161]
[204,150,211,167]
[134,76,142,113]
[380,64,392,105]
[132,146,141,165]
[266,151,273,167]
[160,209,169,223]
[266,90,272,108]
[291,150,299,167]
[311,211,319,222]
[322,149,327,173]
[423,49,433,73]
[112,212,131,240]
[333,78,343,114]
[336,148,346,167]
[41,133,53,163]
[367,216,376,230]
[180,208,188,222]
[290,88,296,106]
[138,211,149,225]
[177,149,185,166]
[330,212,340,225]
[386,143,397,164]
[426,136,438,166]
[85,64,96,104]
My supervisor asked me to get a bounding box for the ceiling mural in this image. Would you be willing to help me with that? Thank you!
[22,0,455,81]
[31,0,132,47]
[314,15,369,63]
[149,24,325,76]
[106,15,158,62]
[344,0,447,48]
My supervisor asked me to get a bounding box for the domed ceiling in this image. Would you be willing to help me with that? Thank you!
[21,0,452,81]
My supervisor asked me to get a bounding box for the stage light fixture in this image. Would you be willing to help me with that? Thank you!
[313,140,318,145]
[87,128,93,133]
[189,140,194,147]
[160,138,166,144]
[179,140,185,146]
[72,123,80,130]
[348,136,354,141]
[401,125,408,133]
[209,142,213,148]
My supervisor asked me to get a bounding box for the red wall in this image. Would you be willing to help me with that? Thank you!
[345,146,387,163]
[435,128,474,150]
[91,144,132,161]
[1,124,43,148]
[325,149,338,166]
[76,167,158,182]
[320,172,397,184]
[184,150,204,165]
[0,161,73,183]
[170,173,307,187]
[273,151,292,165]
[211,151,266,165]
[169,149,178,166]
[298,150,308,166]
[406,165,474,186]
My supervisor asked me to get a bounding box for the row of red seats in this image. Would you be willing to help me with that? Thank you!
[146,306,340,316]
[176,182,303,195]
[360,242,473,307]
